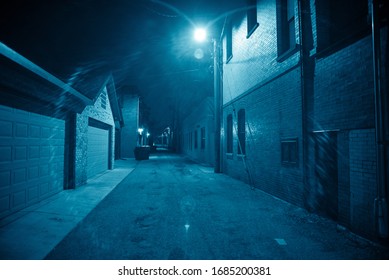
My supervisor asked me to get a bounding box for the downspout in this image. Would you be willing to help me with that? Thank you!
[372,0,388,239]
[298,0,309,208]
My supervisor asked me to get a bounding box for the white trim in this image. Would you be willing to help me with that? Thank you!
[0,42,92,105]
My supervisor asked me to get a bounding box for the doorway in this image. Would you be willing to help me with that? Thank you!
[314,131,338,220]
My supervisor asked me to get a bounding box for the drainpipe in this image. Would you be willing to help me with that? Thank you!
[372,0,388,239]
[298,0,310,210]
[213,38,222,173]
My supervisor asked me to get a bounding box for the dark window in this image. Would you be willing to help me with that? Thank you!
[226,20,233,62]
[247,0,259,38]
[237,109,246,155]
[281,139,298,165]
[201,127,205,149]
[101,90,107,109]
[316,0,369,54]
[194,130,198,149]
[226,114,233,153]
[277,0,296,58]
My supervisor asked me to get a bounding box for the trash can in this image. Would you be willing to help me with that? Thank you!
[134,146,150,160]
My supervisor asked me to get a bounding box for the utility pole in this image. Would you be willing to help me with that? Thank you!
[213,38,222,173]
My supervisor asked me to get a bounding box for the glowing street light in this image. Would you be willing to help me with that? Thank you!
[193,26,222,173]
[194,27,207,42]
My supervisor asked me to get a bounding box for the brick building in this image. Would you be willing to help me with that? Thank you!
[180,97,215,166]
[0,43,137,218]
[220,0,388,240]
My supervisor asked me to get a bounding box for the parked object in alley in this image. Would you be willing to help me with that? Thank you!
[134,146,150,160]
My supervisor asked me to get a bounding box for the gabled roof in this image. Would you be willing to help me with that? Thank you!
[99,74,124,127]
[0,42,93,114]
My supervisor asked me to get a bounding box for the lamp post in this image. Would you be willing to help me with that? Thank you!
[137,127,144,146]
[194,27,222,173]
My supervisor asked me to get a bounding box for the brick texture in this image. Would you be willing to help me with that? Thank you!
[219,0,385,240]
[75,86,115,186]
[181,97,215,166]
[221,0,304,207]
[349,129,377,237]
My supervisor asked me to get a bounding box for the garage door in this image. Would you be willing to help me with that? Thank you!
[87,126,109,179]
[0,105,65,218]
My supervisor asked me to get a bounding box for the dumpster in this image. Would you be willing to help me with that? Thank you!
[134,146,150,160]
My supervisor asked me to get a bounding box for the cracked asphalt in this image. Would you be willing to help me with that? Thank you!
[45,154,389,260]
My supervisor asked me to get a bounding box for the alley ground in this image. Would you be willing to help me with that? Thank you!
[42,153,389,260]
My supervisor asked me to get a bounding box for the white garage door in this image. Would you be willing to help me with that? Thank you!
[87,126,109,179]
[0,105,65,218]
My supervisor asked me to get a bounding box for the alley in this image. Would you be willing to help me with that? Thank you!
[45,153,389,260]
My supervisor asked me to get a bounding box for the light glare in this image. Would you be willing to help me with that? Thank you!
[194,28,206,42]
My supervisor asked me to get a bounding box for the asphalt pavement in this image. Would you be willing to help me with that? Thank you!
[40,153,389,260]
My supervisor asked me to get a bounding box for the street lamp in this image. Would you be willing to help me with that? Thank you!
[149,0,223,170]
[193,27,222,173]
[194,27,207,42]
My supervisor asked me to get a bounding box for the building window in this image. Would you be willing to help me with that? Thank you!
[101,89,107,109]
[226,20,233,62]
[247,0,259,38]
[281,138,298,165]
[226,114,233,153]
[237,109,246,155]
[201,127,205,149]
[316,0,368,55]
[194,130,198,149]
[276,0,296,59]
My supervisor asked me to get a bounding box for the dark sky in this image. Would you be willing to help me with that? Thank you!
[0,0,242,133]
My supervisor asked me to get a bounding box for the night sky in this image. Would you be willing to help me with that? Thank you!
[0,0,242,133]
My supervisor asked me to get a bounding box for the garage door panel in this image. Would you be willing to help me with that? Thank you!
[87,126,109,179]
[27,185,39,202]
[13,190,26,208]
[0,105,65,218]
[0,196,10,213]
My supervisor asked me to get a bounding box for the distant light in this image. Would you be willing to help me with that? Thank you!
[146,133,150,137]
[138,128,144,134]
[194,28,207,42]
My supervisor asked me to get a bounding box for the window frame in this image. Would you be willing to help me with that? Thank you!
[194,129,198,149]
[246,0,259,38]
[315,0,369,57]
[276,0,298,61]
[226,19,233,63]
[200,127,205,149]
[226,114,233,154]
[237,109,246,155]
[281,138,299,166]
